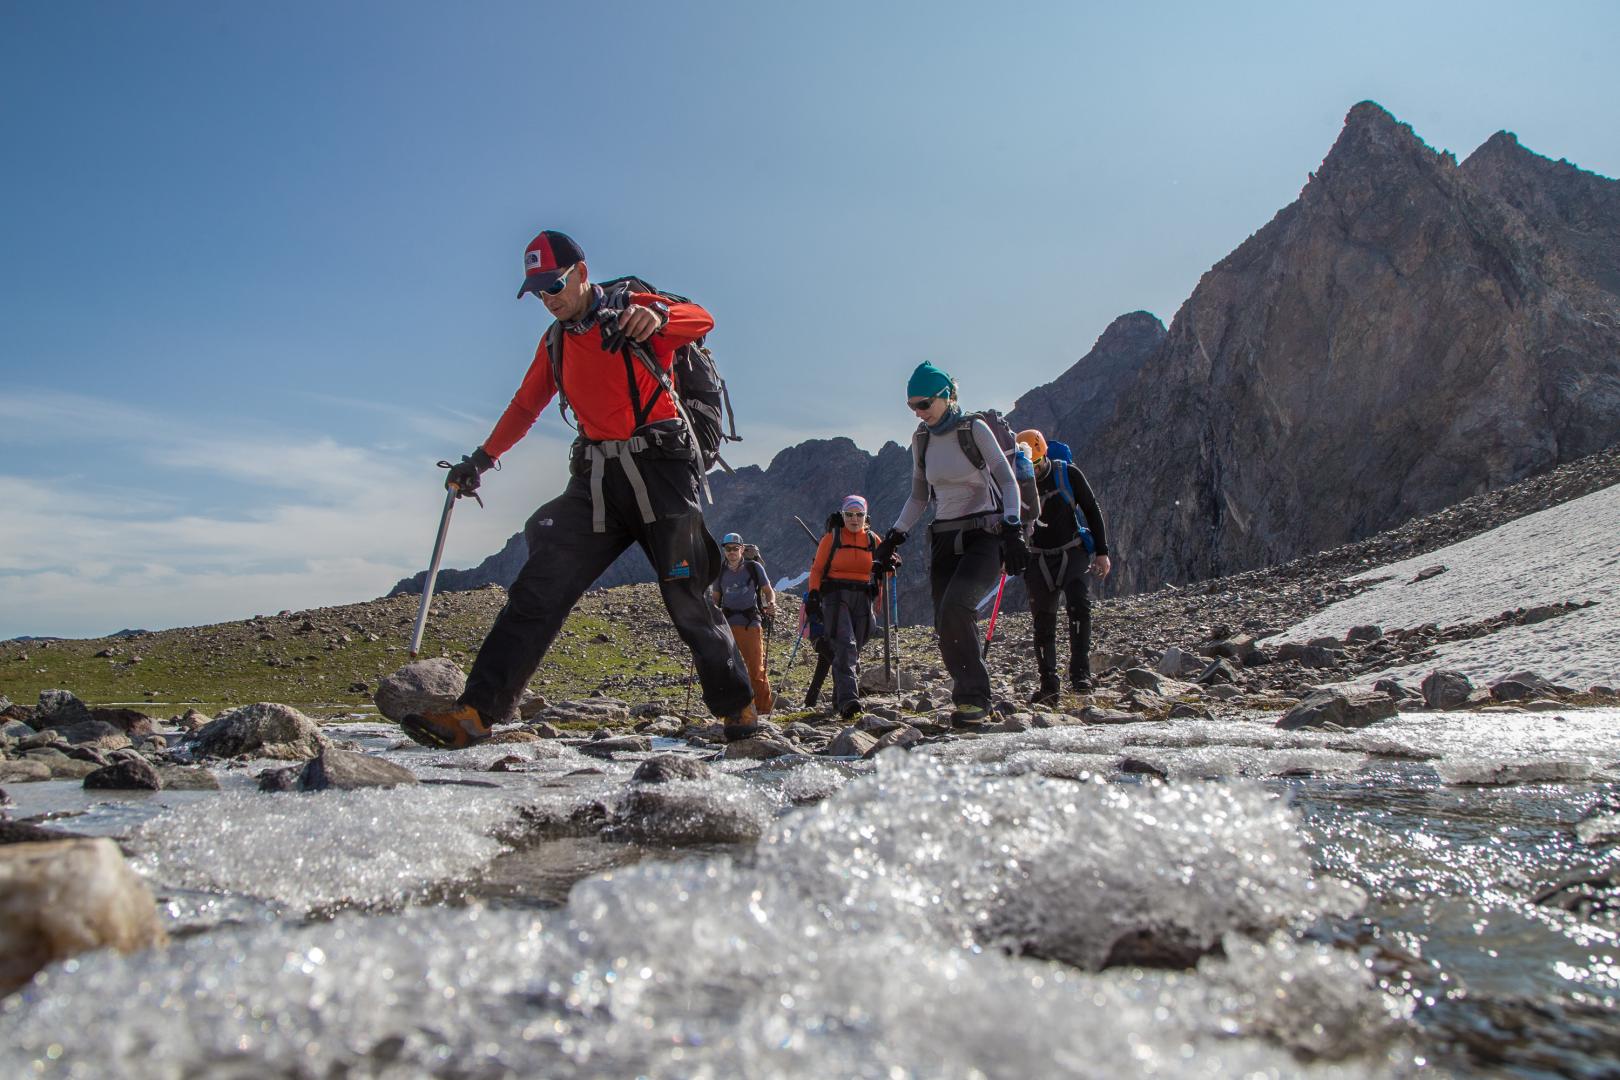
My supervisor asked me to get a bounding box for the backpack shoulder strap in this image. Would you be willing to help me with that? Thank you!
[543,323,576,431]
[956,412,987,471]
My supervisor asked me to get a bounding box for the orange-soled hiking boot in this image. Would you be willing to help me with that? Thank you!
[722,703,762,742]
[400,704,493,749]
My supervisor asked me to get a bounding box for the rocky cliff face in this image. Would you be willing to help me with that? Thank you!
[395,102,1620,618]
[1088,102,1620,594]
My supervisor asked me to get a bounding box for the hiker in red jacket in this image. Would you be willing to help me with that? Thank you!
[400,230,759,748]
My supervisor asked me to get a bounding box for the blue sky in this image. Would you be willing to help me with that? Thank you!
[3,0,1617,638]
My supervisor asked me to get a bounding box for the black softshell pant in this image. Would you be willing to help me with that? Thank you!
[1026,552,1093,688]
[460,439,753,722]
[822,583,873,713]
[929,525,1003,709]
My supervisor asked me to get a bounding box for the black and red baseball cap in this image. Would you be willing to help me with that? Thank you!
[516,230,585,298]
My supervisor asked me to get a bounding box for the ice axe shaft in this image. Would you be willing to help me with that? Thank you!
[408,484,460,658]
[981,572,1008,660]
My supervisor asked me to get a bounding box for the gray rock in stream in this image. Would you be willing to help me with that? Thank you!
[191,703,329,761]
[373,659,467,723]
[83,755,163,790]
[632,754,713,784]
[297,748,419,792]
[1276,690,1398,730]
[609,785,767,845]
[1421,669,1474,710]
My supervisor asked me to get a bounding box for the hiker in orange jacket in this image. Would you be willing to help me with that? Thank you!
[400,230,758,749]
[807,495,880,719]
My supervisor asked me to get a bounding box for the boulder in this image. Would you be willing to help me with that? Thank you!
[609,787,766,845]
[1421,670,1474,710]
[632,754,713,784]
[88,708,156,737]
[1195,658,1239,685]
[1345,624,1384,643]
[1,820,83,845]
[825,728,879,757]
[1489,671,1567,703]
[372,659,467,723]
[1123,667,1164,692]
[1156,647,1203,678]
[34,689,91,729]
[0,759,51,783]
[0,838,168,995]
[52,720,133,750]
[722,734,798,760]
[191,702,329,760]
[83,755,163,790]
[1276,689,1398,730]
[154,766,221,791]
[1275,642,1345,668]
[297,748,418,792]
[868,726,923,754]
[1,719,36,740]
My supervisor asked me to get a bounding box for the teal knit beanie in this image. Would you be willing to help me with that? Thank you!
[907,361,955,401]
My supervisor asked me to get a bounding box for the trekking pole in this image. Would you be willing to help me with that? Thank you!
[890,572,901,669]
[408,464,481,658]
[880,576,893,684]
[792,515,820,546]
[781,605,808,695]
[981,572,1008,660]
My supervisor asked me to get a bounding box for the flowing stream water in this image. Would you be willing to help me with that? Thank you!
[3,708,1617,1078]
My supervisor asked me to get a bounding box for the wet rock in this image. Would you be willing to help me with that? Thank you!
[83,755,163,790]
[297,748,418,792]
[1576,811,1620,846]
[632,754,713,783]
[826,728,879,757]
[372,658,467,722]
[527,721,563,739]
[39,755,100,780]
[869,726,923,754]
[1118,757,1169,779]
[575,735,652,760]
[1,820,83,845]
[1168,702,1214,720]
[610,786,766,845]
[154,766,220,791]
[256,766,301,792]
[0,786,9,807]
[488,729,543,745]
[0,759,51,783]
[191,702,329,760]
[34,689,91,729]
[1098,926,1217,970]
[1421,669,1474,710]
[1277,690,1398,731]
[0,838,168,995]
[1534,867,1620,919]
[722,734,797,760]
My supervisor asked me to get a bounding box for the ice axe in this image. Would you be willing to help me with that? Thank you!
[407,462,482,659]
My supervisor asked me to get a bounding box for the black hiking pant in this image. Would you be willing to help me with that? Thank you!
[929,523,1003,710]
[822,582,873,713]
[1026,552,1093,689]
[460,437,753,723]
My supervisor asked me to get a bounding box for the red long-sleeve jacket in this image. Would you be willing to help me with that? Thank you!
[481,293,714,456]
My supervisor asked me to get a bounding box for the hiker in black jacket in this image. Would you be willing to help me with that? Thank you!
[1016,429,1111,703]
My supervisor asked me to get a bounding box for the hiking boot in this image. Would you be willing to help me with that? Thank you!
[1071,676,1094,693]
[723,703,763,742]
[839,699,863,721]
[950,704,990,728]
[400,704,493,750]
[1030,682,1061,708]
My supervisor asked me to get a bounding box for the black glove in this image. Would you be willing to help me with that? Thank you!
[805,590,823,621]
[874,528,906,570]
[1000,524,1029,576]
[446,448,494,496]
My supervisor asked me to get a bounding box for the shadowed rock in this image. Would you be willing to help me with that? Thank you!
[1276,690,1398,730]
[373,659,467,723]
[83,755,162,790]
[297,748,418,792]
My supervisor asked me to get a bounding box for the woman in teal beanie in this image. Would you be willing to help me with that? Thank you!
[874,362,1029,726]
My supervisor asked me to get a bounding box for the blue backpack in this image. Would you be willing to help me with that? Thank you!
[1044,440,1096,555]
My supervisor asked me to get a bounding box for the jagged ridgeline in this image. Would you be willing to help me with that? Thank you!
[393,101,1620,612]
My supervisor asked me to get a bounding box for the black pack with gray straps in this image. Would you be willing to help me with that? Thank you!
[543,276,741,483]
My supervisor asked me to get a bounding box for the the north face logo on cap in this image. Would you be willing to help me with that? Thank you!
[525,251,542,268]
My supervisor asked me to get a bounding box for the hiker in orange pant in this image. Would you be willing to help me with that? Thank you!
[714,532,776,713]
